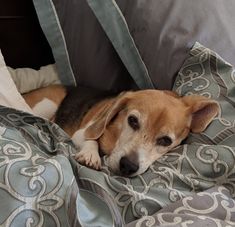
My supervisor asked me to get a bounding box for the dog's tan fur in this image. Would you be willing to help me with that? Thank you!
[23,85,66,108]
[23,85,219,176]
[23,85,66,120]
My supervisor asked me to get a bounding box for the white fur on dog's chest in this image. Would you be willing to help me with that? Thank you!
[71,121,94,148]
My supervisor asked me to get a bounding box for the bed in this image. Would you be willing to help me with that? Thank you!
[0,1,235,226]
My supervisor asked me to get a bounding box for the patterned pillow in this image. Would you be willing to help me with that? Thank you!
[173,42,235,147]
[71,42,235,226]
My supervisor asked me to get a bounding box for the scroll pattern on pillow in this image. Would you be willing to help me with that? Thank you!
[173,42,235,147]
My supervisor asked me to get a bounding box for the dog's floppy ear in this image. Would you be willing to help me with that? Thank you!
[182,95,220,133]
[84,92,130,140]
[163,90,180,98]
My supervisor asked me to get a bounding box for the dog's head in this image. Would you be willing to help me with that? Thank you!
[84,90,219,176]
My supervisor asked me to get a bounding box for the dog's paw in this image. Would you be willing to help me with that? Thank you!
[74,149,101,170]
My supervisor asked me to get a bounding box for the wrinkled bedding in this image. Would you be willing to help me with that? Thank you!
[0,43,235,227]
[71,43,235,226]
[0,106,78,227]
[127,186,235,227]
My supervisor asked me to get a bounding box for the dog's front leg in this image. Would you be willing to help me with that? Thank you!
[74,140,101,170]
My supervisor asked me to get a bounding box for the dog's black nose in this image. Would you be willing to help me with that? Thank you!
[119,156,139,175]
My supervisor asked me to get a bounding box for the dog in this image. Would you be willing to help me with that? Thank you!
[23,85,219,177]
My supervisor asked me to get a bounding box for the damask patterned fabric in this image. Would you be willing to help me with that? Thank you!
[72,43,235,226]
[0,106,79,227]
[127,186,235,227]
[174,42,235,147]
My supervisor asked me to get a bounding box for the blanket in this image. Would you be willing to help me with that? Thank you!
[127,186,235,227]
[0,105,78,227]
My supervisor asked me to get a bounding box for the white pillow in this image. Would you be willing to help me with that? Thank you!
[0,50,33,113]
[7,64,61,94]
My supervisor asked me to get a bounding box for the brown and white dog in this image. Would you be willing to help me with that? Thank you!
[23,85,219,177]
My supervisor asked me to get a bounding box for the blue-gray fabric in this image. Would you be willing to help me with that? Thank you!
[32,0,76,87]
[0,106,79,227]
[33,0,235,90]
[86,0,154,89]
[34,0,142,91]
[127,186,235,227]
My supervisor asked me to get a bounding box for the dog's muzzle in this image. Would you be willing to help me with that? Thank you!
[119,156,139,176]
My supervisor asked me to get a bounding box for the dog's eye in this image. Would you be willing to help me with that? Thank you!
[157,136,172,146]
[128,115,139,130]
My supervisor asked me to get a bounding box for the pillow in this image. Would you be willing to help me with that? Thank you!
[0,50,32,113]
[70,42,235,225]
[115,0,235,89]
[32,0,139,91]
[33,0,235,90]
[173,42,235,147]
[7,64,61,94]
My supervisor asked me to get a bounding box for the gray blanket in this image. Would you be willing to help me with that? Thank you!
[127,186,235,227]
[0,106,78,227]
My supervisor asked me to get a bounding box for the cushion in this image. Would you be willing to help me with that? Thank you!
[174,42,235,147]
[7,64,61,94]
[0,50,32,113]
[33,0,137,91]
[116,0,235,89]
[33,0,235,90]
[70,43,235,226]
